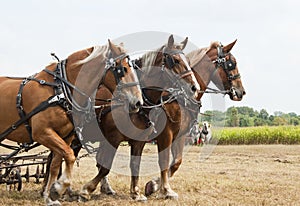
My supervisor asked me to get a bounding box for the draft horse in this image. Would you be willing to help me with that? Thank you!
[144,40,246,199]
[79,35,200,201]
[0,40,143,205]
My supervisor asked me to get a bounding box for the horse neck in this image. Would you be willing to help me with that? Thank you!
[137,69,163,104]
[65,47,107,105]
[190,48,218,99]
[138,53,176,104]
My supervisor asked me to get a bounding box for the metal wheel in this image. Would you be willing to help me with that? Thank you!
[6,168,22,191]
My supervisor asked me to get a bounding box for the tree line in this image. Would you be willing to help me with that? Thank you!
[200,106,300,127]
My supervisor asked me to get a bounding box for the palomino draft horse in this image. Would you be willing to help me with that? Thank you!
[0,40,143,205]
[79,35,200,201]
[144,40,246,199]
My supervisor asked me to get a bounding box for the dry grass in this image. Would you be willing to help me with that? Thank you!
[1,144,300,206]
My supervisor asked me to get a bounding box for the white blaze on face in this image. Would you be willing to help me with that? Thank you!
[123,57,143,106]
[179,53,201,96]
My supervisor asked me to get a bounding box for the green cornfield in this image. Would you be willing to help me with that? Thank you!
[212,126,300,144]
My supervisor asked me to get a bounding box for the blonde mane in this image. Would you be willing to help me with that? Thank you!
[73,45,109,66]
[187,41,221,68]
[140,45,165,75]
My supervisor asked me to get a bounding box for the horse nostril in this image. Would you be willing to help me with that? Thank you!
[135,101,142,109]
[243,90,246,95]
[191,85,197,92]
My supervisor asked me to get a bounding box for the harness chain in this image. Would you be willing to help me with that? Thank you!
[133,51,202,133]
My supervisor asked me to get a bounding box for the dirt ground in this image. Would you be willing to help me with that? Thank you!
[1,144,300,206]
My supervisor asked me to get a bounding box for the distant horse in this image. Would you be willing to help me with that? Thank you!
[79,35,200,201]
[0,40,143,206]
[144,40,246,199]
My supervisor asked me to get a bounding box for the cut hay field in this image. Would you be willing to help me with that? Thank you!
[1,144,300,206]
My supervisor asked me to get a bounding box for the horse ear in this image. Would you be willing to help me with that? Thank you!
[108,39,121,56]
[223,39,237,53]
[180,37,188,50]
[167,34,174,48]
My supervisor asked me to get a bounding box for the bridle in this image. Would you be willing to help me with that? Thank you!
[214,45,241,81]
[162,50,194,81]
[210,44,241,96]
[135,49,200,109]
[161,49,201,106]
[101,54,140,91]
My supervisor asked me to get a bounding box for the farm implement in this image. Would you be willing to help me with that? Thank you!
[0,142,49,191]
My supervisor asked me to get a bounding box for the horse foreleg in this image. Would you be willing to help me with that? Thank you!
[100,175,116,195]
[42,136,79,197]
[169,136,185,178]
[156,133,178,200]
[49,147,75,201]
[80,141,117,201]
[157,150,178,199]
[129,141,147,201]
[43,153,63,206]
[80,167,106,201]
[36,130,75,205]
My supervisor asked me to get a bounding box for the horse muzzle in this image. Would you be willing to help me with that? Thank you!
[128,98,143,113]
[229,87,246,101]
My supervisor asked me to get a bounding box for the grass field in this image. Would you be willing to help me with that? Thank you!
[1,144,300,206]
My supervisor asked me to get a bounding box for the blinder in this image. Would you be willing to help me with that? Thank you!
[164,53,176,69]
[215,45,239,80]
[162,50,195,82]
[225,56,236,71]
[104,55,139,89]
[113,65,126,80]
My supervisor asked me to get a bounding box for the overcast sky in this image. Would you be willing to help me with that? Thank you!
[0,0,299,114]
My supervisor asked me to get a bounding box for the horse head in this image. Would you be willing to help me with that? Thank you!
[64,41,142,113]
[138,35,200,101]
[207,40,246,101]
[161,35,200,99]
[101,40,143,112]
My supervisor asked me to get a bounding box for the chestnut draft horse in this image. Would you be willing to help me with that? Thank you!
[0,40,143,206]
[78,35,200,201]
[144,40,246,199]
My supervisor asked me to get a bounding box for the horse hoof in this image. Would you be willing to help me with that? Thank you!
[78,195,89,203]
[166,193,178,200]
[157,190,178,200]
[101,184,116,195]
[62,187,80,202]
[145,179,159,196]
[136,194,147,202]
[49,183,61,201]
[131,193,148,202]
[45,198,61,206]
[78,190,90,202]
[145,181,154,196]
